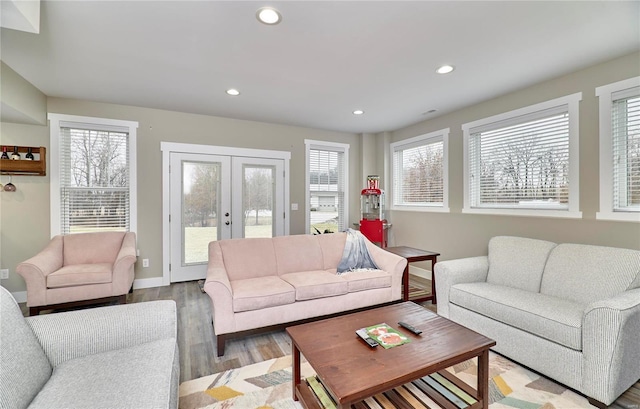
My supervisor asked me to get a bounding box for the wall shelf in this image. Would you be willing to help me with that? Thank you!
[0,146,46,176]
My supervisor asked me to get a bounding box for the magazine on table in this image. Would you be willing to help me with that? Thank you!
[365,323,410,349]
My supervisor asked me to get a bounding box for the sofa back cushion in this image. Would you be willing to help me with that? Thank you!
[486,236,557,292]
[62,231,126,266]
[317,232,348,271]
[218,238,278,280]
[0,287,52,409]
[540,244,640,304]
[273,234,324,275]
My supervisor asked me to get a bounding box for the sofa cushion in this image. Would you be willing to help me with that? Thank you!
[231,276,295,312]
[450,282,583,350]
[486,236,556,293]
[219,238,278,280]
[46,263,113,288]
[340,269,391,293]
[29,338,177,409]
[540,243,640,304]
[280,271,349,300]
[272,234,324,275]
[0,287,52,409]
[62,231,125,266]
[317,232,347,270]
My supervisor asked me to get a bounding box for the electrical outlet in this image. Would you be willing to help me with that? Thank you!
[0,269,9,280]
[142,259,149,268]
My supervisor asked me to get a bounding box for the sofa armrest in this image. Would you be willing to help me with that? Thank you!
[434,256,489,318]
[16,236,64,307]
[25,300,177,367]
[582,288,640,404]
[112,232,137,294]
[366,241,408,300]
[204,241,235,334]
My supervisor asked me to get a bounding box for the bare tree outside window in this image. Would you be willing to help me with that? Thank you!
[243,167,273,228]
[184,163,219,228]
[399,143,443,204]
[63,129,130,233]
[472,113,569,208]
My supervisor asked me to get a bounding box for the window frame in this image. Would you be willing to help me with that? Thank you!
[462,93,582,218]
[48,113,139,236]
[304,139,349,234]
[596,77,640,223]
[390,128,450,213]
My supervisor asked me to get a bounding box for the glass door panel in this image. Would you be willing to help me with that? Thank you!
[242,165,275,238]
[170,153,230,282]
[232,157,284,238]
[182,161,221,264]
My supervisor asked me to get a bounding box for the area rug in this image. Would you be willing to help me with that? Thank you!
[178,352,596,409]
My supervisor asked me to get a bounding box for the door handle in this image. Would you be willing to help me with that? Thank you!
[225,212,230,217]
[225,221,230,225]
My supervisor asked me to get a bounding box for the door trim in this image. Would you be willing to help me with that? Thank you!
[161,142,291,286]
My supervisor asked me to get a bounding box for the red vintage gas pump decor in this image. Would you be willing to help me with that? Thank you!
[360,176,387,247]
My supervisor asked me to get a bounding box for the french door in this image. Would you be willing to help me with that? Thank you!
[167,151,286,283]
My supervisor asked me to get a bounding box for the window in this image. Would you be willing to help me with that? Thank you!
[49,114,138,235]
[596,77,640,222]
[391,128,449,212]
[305,140,349,234]
[462,93,582,218]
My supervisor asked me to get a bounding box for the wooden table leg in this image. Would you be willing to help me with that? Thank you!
[402,264,409,301]
[477,349,490,409]
[293,343,301,401]
[431,258,437,305]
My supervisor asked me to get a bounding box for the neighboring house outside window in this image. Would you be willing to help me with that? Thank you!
[596,77,640,222]
[390,128,449,212]
[305,140,349,235]
[462,93,582,218]
[49,114,138,235]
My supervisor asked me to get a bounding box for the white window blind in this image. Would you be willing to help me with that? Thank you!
[468,106,570,209]
[49,114,138,236]
[391,130,448,209]
[612,92,640,212]
[59,126,131,234]
[306,140,348,234]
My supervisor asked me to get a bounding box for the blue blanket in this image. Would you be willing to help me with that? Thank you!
[336,228,380,273]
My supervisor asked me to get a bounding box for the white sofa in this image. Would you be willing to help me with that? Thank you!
[435,236,640,408]
[204,232,407,356]
[0,286,179,409]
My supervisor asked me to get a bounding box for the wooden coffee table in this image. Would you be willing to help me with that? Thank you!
[286,302,496,409]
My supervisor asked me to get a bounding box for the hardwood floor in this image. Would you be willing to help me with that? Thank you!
[19,281,640,408]
[128,281,292,382]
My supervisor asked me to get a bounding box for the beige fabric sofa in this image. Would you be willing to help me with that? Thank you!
[435,236,640,408]
[17,231,137,315]
[204,232,407,356]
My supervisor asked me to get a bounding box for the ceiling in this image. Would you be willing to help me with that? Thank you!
[1,1,639,134]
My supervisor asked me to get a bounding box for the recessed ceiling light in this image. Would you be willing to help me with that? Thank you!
[353,110,364,115]
[226,89,240,96]
[436,65,455,74]
[256,7,282,25]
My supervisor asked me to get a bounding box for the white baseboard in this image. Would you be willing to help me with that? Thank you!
[11,290,27,303]
[133,277,166,290]
[409,265,431,279]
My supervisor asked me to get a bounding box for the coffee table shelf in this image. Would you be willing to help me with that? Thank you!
[298,370,485,409]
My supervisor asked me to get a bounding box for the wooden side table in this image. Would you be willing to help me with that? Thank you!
[385,246,440,303]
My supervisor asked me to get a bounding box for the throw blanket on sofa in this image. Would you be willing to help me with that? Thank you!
[337,229,380,273]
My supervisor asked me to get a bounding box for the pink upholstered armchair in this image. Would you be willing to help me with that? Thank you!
[17,231,137,315]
